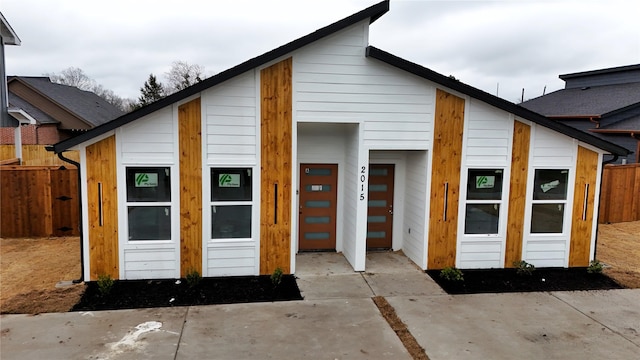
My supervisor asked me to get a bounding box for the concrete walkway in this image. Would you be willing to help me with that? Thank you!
[1,252,639,359]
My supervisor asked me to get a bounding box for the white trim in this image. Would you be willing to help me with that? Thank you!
[354,127,369,271]
[8,108,37,124]
[254,68,261,275]
[79,145,91,280]
[422,90,437,270]
[590,151,604,262]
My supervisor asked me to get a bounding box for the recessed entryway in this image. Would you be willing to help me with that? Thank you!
[367,164,395,250]
[298,163,338,251]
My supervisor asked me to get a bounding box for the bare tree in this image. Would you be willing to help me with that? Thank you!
[164,61,205,94]
[46,67,96,91]
[46,67,134,112]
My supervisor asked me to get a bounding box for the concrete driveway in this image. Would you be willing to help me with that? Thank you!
[1,252,639,359]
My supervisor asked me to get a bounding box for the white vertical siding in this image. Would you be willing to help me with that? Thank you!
[523,124,577,267]
[119,107,175,164]
[342,125,359,267]
[294,22,433,149]
[201,72,259,276]
[203,71,257,166]
[465,100,511,167]
[457,101,513,269]
[402,151,428,268]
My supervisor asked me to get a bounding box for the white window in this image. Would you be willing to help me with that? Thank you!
[530,169,569,233]
[210,168,253,239]
[464,169,504,234]
[125,167,172,240]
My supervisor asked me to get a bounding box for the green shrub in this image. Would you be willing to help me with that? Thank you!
[186,269,202,288]
[514,260,535,276]
[271,267,283,287]
[440,267,464,282]
[587,259,603,274]
[97,274,114,296]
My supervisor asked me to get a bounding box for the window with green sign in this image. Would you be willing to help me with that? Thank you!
[126,167,172,241]
[126,167,171,202]
[210,168,253,239]
[211,168,252,201]
[464,168,504,234]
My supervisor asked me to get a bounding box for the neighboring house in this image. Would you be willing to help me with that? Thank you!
[49,1,630,282]
[522,64,640,164]
[1,12,21,134]
[2,76,124,146]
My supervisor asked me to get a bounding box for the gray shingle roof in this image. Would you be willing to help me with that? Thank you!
[521,82,640,117]
[12,77,123,126]
[599,114,640,130]
[8,92,58,124]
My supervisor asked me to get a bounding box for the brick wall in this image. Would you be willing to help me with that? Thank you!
[0,124,63,145]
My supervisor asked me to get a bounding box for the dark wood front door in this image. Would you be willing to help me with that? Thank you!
[298,164,338,251]
[367,164,394,249]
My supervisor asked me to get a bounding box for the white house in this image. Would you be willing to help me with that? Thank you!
[49,1,630,281]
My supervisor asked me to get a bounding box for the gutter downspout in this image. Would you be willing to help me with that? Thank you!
[593,154,619,261]
[57,151,84,284]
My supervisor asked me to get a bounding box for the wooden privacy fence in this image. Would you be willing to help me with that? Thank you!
[599,163,640,224]
[0,145,79,167]
[0,166,79,238]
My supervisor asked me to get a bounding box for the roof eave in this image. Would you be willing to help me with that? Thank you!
[365,46,631,157]
[0,12,21,45]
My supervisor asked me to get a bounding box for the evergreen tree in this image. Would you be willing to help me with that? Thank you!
[137,74,165,107]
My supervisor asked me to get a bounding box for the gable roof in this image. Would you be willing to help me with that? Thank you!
[8,92,58,124]
[49,0,390,153]
[8,76,124,128]
[48,0,629,157]
[521,82,640,118]
[365,47,630,157]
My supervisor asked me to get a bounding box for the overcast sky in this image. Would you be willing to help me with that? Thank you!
[3,0,638,103]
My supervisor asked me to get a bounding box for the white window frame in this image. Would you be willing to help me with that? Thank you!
[209,166,254,241]
[529,168,570,235]
[124,166,173,243]
[463,167,505,236]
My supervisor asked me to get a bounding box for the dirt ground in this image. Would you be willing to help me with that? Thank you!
[1,221,639,315]
[597,221,640,288]
[1,237,84,314]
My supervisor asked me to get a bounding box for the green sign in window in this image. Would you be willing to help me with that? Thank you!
[135,173,158,187]
[219,174,241,188]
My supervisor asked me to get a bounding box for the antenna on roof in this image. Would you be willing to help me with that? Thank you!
[543,85,546,96]
[521,88,525,103]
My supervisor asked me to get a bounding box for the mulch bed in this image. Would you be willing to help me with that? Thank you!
[72,275,302,311]
[427,268,623,295]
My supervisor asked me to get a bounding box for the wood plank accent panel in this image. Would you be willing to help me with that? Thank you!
[86,136,119,280]
[260,58,292,275]
[599,163,640,223]
[179,98,203,277]
[569,146,599,266]
[428,89,465,269]
[505,120,531,267]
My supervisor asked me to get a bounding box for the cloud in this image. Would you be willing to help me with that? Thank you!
[3,0,638,102]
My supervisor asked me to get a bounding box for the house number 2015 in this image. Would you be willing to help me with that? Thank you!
[360,166,366,201]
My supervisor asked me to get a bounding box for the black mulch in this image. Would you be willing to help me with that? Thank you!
[72,275,302,311]
[427,268,623,295]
